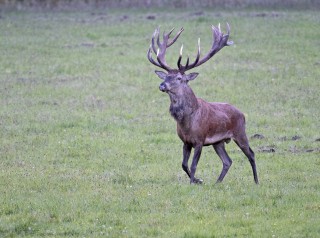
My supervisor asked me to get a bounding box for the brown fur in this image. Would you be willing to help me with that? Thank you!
[148,25,258,184]
[156,71,259,184]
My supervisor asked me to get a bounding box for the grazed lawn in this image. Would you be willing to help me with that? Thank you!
[0,8,319,237]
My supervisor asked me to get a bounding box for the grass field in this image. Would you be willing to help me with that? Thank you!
[0,8,319,237]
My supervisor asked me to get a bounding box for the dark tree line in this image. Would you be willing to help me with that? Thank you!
[0,0,319,9]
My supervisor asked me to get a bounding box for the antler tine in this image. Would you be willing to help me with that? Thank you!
[156,48,170,70]
[226,22,230,35]
[188,38,201,69]
[156,27,162,48]
[164,27,175,40]
[148,44,162,68]
[178,37,201,72]
[168,27,184,47]
[151,27,159,54]
[226,23,234,46]
[185,57,190,68]
[212,24,222,47]
[159,28,172,48]
[177,44,183,69]
[197,38,201,60]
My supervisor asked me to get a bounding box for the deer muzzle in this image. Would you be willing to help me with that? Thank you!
[159,82,167,92]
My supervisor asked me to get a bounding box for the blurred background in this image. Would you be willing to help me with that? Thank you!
[0,0,319,10]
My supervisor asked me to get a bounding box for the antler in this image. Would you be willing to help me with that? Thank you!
[147,27,184,72]
[178,23,233,73]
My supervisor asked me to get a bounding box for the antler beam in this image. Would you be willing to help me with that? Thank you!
[178,23,233,73]
[147,27,184,72]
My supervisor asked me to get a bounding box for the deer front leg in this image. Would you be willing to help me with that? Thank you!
[182,143,192,178]
[190,145,203,184]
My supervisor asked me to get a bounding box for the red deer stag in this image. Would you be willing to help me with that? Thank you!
[147,24,259,184]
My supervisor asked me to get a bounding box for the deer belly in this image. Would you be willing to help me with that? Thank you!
[204,132,232,145]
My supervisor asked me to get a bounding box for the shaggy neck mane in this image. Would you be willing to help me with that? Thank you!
[168,85,199,123]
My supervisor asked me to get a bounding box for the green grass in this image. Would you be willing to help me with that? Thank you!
[0,8,319,237]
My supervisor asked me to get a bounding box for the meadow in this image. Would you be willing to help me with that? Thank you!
[0,7,319,237]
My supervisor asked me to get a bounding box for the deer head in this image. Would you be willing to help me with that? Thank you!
[147,24,233,94]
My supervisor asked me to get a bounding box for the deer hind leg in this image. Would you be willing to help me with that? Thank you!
[234,135,259,184]
[213,141,233,183]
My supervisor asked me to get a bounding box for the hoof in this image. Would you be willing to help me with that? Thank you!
[191,178,203,185]
[215,180,222,184]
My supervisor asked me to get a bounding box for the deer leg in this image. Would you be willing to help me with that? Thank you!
[190,145,203,184]
[213,141,232,183]
[234,138,259,184]
[182,143,192,178]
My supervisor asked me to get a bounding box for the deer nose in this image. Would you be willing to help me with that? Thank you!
[159,82,167,92]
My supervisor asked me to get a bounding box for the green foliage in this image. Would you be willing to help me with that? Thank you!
[0,9,319,237]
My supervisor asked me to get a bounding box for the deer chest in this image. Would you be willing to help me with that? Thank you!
[169,104,185,122]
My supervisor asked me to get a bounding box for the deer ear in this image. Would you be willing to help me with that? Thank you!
[154,70,167,80]
[186,72,199,81]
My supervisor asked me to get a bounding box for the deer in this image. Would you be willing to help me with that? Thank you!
[147,23,259,185]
